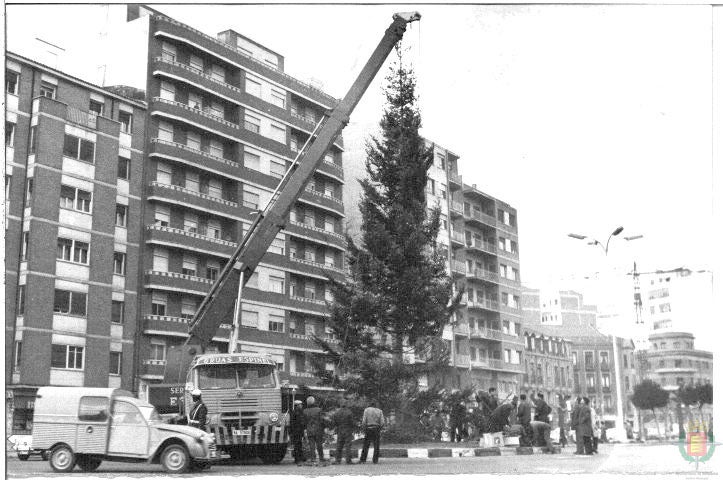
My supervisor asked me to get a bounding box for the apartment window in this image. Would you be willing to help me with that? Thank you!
[89,99,104,117]
[269,315,284,333]
[111,300,124,324]
[243,188,260,209]
[72,240,89,264]
[63,134,95,163]
[182,255,198,276]
[155,161,171,184]
[186,131,201,151]
[245,76,262,97]
[189,54,203,72]
[6,70,18,95]
[188,92,202,110]
[113,252,126,275]
[268,275,285,294]
[206,219,221,239]
[325,252,335,268]
[51,344,84,370]
[207,178,222,199]
[269,236,285,255]
[17,285,25,315]
[305,324,316,336]
[269,123,286,143]
[675,359,683,368]
[154,204,170,227]
[512,350,521,364]
[13,341,22,369]
[602,374,611,388]
[109,351,122,375]
[244,150,261,171]
[181,297,197,320]
[600,351,609,366]
[270,159,286,178]
[29,126,36,153]
[572,351,578,365]
[241,310,259,328]
[185,171,199,193]
[6,122,15,146]
[21,231,29,260]
[158,121,173,142]
[436,153,446,169]
[659,303,671,313]
[119,111,133,134]
[161,42,176,62]
[208,101,224,119]
[39,81,56,99]
[426,178,435,195]
[270,89,286,108]
[184,212,198,233]
[290,136,299,152]
[324,216,335,233]
[439,184,447,200]
[115,204,128,227]
[153,248,169,272]
[206,260,220,281]
[59,185,92,213]
[57,238,73,261]
[304,211,315,227]
[150,343,166,361]
[504,349,511,363]
[244,114,260,134]
[151,292,167,316]
[502,320,510,335]
[53,289,87,316]
[584,351,594,367]
[210,64,225,82]
[116,156,131,180]
[586,373,595,388]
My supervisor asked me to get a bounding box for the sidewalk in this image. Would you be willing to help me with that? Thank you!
[317,440,564,459]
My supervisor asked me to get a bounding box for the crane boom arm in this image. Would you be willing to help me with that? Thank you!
[185,12,421,349]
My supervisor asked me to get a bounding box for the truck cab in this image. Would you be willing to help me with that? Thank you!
[31,387,216,473]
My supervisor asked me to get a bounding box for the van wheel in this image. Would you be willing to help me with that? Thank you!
[49,445,76,473]
[17,453,29,461]
[161,444,190,473]
[77,455,102,472]
[259,445,286,464]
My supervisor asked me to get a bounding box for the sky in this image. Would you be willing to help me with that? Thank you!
[6,3,718,344]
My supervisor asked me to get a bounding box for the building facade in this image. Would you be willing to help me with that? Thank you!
[520,328,574,403]
[5,52,147,433]
[635,331,713,391]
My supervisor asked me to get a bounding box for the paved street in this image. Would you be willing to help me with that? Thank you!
[6,443,720,476]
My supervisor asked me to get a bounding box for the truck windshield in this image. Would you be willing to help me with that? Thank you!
[197,364,276,389]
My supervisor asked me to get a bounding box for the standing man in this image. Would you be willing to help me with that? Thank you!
[571,397,584,454]
[487,388,499,411]
[188,389,207,431]
[450,400,466,443]
[517,394,533,447]
[290,400,307,466]
[430,410,445,441]
[303,397,327,466]
[534,393,551,423]
[579,397,594,455]
[557,394,568,448]
[332,400,355,464]
[590,398,600,454]
[359,400,385,464]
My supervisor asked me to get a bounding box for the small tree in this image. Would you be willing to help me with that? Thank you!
[679,383,713,434]
[631,379,670,440]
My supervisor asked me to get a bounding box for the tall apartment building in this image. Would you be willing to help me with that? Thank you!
[5,52,147,434]
[114,6,347,395]
[522,288,638,420]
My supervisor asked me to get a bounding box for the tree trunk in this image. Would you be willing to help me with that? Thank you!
[675,401,685,440]
[652,408,662,440]
[638,408,645,441]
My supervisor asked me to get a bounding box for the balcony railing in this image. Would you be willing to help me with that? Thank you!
[290,110,317,127]
[467,238,496,255]
[146,224,236,247]
[66,105,98,129]
[304,186,343,205]
[153,97,241,130]
[288,219,345,241]
[455,354,470,367]
[322,159,344,175]
[450,201,464,214]
[448,172,462,184]
[151,138,239,168]
[455,323,470,335]
[470,327,502,340]
[146,270,215,285]
[290,295,326,306]
[290,256,345,274]
[466,209,497,227]
[467,268,500,283]
[154,14,339,107]
[150,181,237,208]
[469,298,500,311]
[451,259,466,274]
[450,230,465,244]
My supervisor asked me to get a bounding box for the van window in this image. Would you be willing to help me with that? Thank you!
[79,396,109,422]
[111,401,145,425]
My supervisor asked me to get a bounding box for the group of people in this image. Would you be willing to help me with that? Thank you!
[290,396,385,466]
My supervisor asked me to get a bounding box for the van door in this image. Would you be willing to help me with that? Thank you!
[76,396,110,454]
[107,401,150,456]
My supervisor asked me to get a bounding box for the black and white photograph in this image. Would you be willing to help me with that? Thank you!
[3,2,720,477]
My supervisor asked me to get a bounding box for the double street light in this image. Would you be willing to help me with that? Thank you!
[568,226,642,443]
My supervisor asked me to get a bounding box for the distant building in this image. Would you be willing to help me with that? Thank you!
[520,328,574,405]
[635,331,713,391]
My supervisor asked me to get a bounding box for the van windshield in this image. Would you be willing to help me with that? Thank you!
[138,405,162,422]
[197,364,276,389]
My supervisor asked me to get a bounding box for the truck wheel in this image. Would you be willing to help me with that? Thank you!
[76,455,102,472]
[161,444,190,474]
[17,453,29,461]
[259,445,286,464]
[49,445,76,473]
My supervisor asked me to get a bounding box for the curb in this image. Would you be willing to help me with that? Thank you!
[321,446,560,459]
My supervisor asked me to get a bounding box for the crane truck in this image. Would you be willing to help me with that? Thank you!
[148,11,422,463]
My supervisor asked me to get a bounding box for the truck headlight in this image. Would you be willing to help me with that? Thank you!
[269,412,279,423]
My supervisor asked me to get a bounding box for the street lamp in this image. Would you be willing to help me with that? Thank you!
[568,226,639,443]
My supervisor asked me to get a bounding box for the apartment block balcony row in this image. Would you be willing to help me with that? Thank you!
[35,96,125,138]
[464,208,497,230]
[454,355,523,373]
[153,14,338,109]
[453,323,504,342]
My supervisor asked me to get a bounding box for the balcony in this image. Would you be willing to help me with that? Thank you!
[466,268,500,284]
[289,294,326,307]
[145,224,236,256]
[602,386,611,393]
[143,315,190,337]
[454,323,470,336]
[149,138,240,179]
[451,259,466,276]
[153,14,338,108]
[289,256,346,275]
[285,220,346,250]
[66,105,98,130]
[317,159,344,182]
[450,230,465,246]
[449,201,464,217]
[464,209,497,229]
[145,269,214,295]
[141,360,166,379]
[448,172,462,189]
[455,354,470,367]
[498,303,522,317]
[468,298,500,313]
[585,363,596,371]
[148,181,241,219]
[304,185,343,205]
[152,97,243,142]
[466,239,497,256]
[470,327,502,341]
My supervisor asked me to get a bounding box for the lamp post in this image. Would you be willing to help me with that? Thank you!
[568,226,640,443]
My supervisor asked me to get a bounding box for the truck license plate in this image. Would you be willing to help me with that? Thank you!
[233,428,251,436]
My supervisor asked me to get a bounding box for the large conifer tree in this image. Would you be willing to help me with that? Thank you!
[313,47,459,415]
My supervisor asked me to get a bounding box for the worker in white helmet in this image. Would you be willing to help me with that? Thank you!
[188,389,207,430]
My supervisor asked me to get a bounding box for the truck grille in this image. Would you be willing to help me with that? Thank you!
[201,389,280,415]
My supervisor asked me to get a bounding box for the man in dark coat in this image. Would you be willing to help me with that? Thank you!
[579,397,594,455]
[188,389,207,430]
[290,400,307,465]
[303,396,327,465]
[430,410,445,441]
[517,394,533,447]
[488,398,517,433]
[450,401,467,443]
[332,400,355,464]
[534,393,551,423]
[571,397,584,454]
